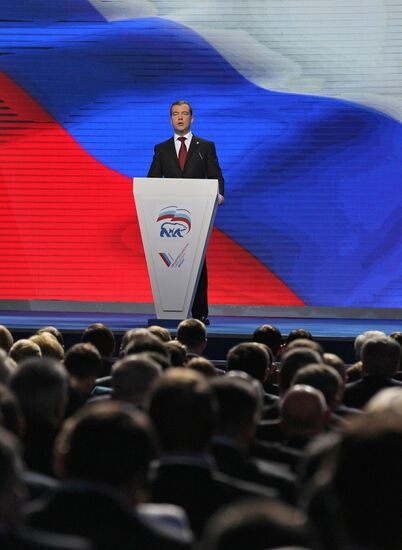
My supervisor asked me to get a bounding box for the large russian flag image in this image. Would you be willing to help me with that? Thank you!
[0,0,401,308]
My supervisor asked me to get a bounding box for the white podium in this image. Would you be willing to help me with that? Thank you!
[133,178,218,320]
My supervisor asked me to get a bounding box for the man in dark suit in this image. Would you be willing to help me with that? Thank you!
[147,100,224,324]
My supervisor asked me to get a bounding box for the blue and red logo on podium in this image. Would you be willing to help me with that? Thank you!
[157,206,191,238]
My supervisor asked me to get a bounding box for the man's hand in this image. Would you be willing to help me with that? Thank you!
[218,194,224,206]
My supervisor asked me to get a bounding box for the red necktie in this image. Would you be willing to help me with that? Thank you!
[178,136,187,171]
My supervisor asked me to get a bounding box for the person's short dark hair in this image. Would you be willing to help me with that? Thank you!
[285,339,324,358]
[285,329,313,346]
[201,497,311,550]
[10,357,68,424]
[0,349,16,385]
[252,325,282,357]
[211,375,261,436]
[37,326,64,348]
[170,100,193,116]
[0,325,14,353]
[9,339,42,363]
[64,343,102,379]
[226,342,271,383]
[55,401,155,489]
[30,333,64,361]
[279,349,322,392]
[148,325,172,343]
[164,340,187,366]
[176,319,207,349]
[361,336,401,377]
[187,357,218,378]
[81,323,115,358]
[0,383,22,436]
[149,368,215,453]
[124,333,169,359]
[112,354,161,405]
[331,412,402,549]
[292,364,343,407]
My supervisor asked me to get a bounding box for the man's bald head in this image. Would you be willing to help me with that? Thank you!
[281,384,328,438]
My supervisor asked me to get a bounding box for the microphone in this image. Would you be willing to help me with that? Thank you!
[197,149,207,179]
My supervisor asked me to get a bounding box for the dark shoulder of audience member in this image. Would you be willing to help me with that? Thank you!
[329,411,402,550]
[200,497,313,550]
[252,324,282,358]
[0,324,14,353]
[10,357,68,476]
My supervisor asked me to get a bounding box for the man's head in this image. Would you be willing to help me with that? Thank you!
[10,357,68,426]
[0,325,14,353]
[226,342,271,383]
[55,402,155,501]
[9,339,42,364]
[64,343,102,394]
[279,348,322,394]
[292,364,344,410]
[112,353,161,408]
[176,318,207,355]
[281,385,329,438]
[211,373,263,446]
[149,368,215,454]
[354,330,386,360]
[170,100,193,136]
[252,324,282,357]
[30,332,64,361]
[361,336,401,377]
[81,323,115,358]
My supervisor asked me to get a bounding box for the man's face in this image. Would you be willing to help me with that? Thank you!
[170,103,193,135]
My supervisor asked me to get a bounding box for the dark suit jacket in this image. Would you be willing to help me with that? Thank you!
[26,484,189,550]
[150,461,275,537]
[343,375,402,409]
[147,135,224,195]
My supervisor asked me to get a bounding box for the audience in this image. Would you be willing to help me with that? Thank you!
[0,318,401,548]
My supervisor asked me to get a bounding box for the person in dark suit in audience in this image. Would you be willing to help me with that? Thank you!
[26,401,190,550]
[0,425,90,550]
[10,357,68,477]
[210,373,297,503]
[200,497,314,550]
[81,323,116,377]
[176,318,207,358]
[147,100,224,324]
[343,336,402,409]
[148,368,275,537]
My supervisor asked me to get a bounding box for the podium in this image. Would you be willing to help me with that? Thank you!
[133,178,218,320]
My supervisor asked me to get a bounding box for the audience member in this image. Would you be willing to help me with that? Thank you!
[64,343,102,416]
[149,368,273,536]
[187,356,218,378]
[10,357,68,476]
[27,402,189,550]
[9,339,42,363]
[81,323,115,376]
[200,497,313,550]
[164,340,187,366]
[285,329,313,346]
[37,326,64,349]
[252,324,283,358]
[119,328,151,356]
[176,319,207,357]
[149,325,172,343]
[210,373,297,502]
[0,349,16,384]
[0,325,14,353]
[30,332,64,361]
[343,336,402,408]
[124,333,169,360]
[112,353,161,409]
